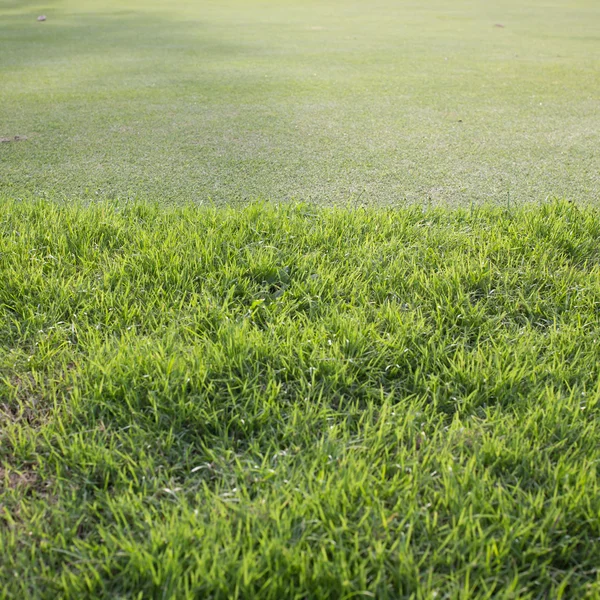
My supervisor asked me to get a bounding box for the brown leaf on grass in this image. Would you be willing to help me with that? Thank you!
[494,23,505,28]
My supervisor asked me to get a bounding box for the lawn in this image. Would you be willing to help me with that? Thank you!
[2,0,600,598]
[2,199,600,597]
[1,0,599,204]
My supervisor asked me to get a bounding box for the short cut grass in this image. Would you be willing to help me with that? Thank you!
[2,198,600,598]
[2,0,600,205]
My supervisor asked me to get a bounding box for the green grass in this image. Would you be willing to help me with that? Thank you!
[2,0,600,596]
[1,0,600,205]
[2,198,600,597]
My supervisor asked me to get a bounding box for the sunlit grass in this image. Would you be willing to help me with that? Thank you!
[2,198,600,597]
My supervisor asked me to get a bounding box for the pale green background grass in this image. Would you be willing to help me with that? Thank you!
[1,0,599,204]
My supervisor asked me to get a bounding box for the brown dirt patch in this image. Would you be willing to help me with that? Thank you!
[0,466,39,491]
[0,135,27,143]
[0,373,52,429]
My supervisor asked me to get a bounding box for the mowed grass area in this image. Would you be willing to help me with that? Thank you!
[1,198,600,597]
[1,0,600,205]
[2,0,600,596]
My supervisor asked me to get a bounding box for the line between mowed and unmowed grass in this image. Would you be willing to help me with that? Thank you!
[1,197,600,598]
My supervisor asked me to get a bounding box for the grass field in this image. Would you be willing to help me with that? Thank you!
[1,0,599,204]
[2,199,600,597]
[3,0,600,598]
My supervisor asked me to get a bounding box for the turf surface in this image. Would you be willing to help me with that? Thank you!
[2,1,600,597]
[2,199,600,597]
[1,0,599,204]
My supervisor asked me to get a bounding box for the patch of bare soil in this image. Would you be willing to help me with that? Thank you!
[0,466,39,491]
[0,374,51,429]
[0,135,27,143]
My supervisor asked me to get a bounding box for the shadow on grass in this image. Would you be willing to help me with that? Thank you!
[0,5,243,70]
